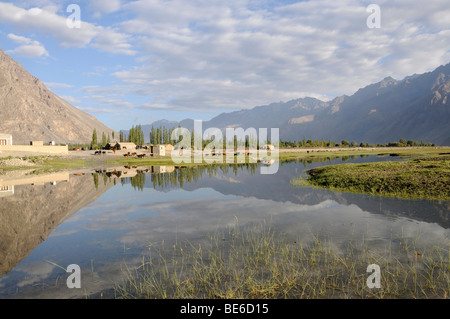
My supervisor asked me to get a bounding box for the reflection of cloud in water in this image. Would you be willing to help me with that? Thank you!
[14,262,55,287]
[83,205,140,231]
[1,160,448,299]
[109,193,449,252]
[48,229,78,238]
[211,174,242,184]
[82,200,127,211]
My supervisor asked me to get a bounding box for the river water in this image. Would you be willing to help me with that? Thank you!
[0,155,448,298]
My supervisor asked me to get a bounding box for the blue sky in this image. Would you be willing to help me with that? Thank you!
[0,0,449,131]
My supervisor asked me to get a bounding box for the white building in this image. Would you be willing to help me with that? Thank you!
[0,133,12,146]
[0,185,14,198]
[150,144,166,156]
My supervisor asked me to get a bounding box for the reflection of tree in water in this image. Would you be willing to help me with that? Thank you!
[91,156,344,191]
[130,173,146,191]
[93,173,99,190]
[147,158,334,190]
[146,163,260,190]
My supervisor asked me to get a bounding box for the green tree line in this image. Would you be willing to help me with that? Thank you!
[92,124,436,150]
[90,129,113,150]
[279,138,436,148]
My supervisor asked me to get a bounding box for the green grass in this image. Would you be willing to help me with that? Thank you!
[1,146,449,170]
[279,146,450,161]
[297,155,450,200]
[114,223,450,299]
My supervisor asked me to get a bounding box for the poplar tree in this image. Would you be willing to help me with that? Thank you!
[90,129,98,150]
[101,132,107,147]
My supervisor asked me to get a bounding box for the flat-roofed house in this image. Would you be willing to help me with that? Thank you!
[0,133,12,146]
[163,144,174,151]
[0,185,14,198]
[150,144,166,156]
[118,142,137,150]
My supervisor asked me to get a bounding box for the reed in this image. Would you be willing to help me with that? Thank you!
[114,223,450,299]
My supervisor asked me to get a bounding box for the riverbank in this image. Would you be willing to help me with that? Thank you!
[299,154,450,201]
[1,146,449,170]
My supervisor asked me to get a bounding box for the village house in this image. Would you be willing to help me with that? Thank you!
[118,142,137,150]
[162,144,174,151]
[149,144,166,156]
[0,133,13,146]
[0,185,14,198]
[0,134,68,154]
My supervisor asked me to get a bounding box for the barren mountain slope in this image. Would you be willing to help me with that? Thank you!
[0,47,116,144]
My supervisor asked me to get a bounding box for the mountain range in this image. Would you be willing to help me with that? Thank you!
[137,63,450,146]
[0,47,115,145]
[0,45,448,146]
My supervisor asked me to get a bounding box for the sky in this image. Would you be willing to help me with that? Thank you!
[0,0,449,131]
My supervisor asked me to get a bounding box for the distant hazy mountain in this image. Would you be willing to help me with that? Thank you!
[136,63,450,146]
[0,47,116,145]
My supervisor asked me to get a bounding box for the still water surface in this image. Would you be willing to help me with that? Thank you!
[0,156,448,298]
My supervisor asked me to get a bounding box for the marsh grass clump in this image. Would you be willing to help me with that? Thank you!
[299,155,450,200]
[114,224,450,299]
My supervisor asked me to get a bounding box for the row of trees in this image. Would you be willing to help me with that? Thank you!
[279,138,436,148]
[122,125,145,145]
[90,126,145,149]
[118,125,178,145]
[90,129,115,150]
[149,125,177,145]
[90,125,436,150]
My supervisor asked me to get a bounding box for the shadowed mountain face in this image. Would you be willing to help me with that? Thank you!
[0,47,116,144]
[140,63,450,146]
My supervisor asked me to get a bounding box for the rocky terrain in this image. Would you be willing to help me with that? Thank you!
[0,47,116,145]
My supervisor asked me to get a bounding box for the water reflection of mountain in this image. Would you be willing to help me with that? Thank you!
[1,159,447,279]
[0,166,176,278]
[0,172,115,277]
[139,158,449,229]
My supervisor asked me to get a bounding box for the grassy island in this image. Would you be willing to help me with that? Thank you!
[301,154,450,200]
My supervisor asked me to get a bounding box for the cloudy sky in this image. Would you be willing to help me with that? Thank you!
[0,0,449,131]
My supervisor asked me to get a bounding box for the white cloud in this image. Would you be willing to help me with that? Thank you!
[7,33,33,44]
[7,33,49,57]
[90,27,136,56]
[7,44,49,58]
[44,82,74,88]
[77,106,123,114]
[0,3,94,47]
[60,95,80,104]
[0,2,135,55]
[108,0,450,113]
[89,0,122,18]
[2,0,450,116]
